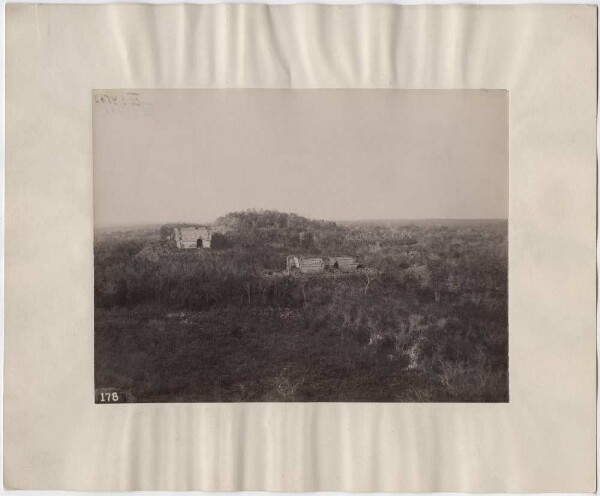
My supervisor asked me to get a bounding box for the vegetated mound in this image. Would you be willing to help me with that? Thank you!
[214,209,338,233]
[134,242,175,263]
[212,209,349,253]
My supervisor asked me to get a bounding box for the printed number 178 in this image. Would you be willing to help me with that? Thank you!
[99,392,119,402]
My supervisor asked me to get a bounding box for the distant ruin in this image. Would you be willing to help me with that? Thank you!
[286,255,362,274]
[174,226,212,249]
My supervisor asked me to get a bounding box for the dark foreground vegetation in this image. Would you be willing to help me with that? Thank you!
[95,210,508,402]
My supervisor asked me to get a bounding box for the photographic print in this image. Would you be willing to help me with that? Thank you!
[94,90,508,403]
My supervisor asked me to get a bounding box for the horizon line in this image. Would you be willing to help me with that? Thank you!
[95,217,509,230]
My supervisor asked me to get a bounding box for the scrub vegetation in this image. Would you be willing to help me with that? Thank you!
[95,210,508,402]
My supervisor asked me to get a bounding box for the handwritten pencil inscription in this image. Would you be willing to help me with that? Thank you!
[94,92,154,117]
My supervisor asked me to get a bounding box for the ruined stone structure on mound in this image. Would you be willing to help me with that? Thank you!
[174,226,212,249]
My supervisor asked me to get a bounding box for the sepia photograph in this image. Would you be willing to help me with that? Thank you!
[94,89,508,403]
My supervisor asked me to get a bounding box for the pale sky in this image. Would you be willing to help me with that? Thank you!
[93,90,508,227]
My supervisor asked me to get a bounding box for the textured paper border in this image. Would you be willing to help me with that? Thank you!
[4,4,597,491]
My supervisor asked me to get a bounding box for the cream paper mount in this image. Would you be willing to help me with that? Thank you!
[4,4,597,492]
